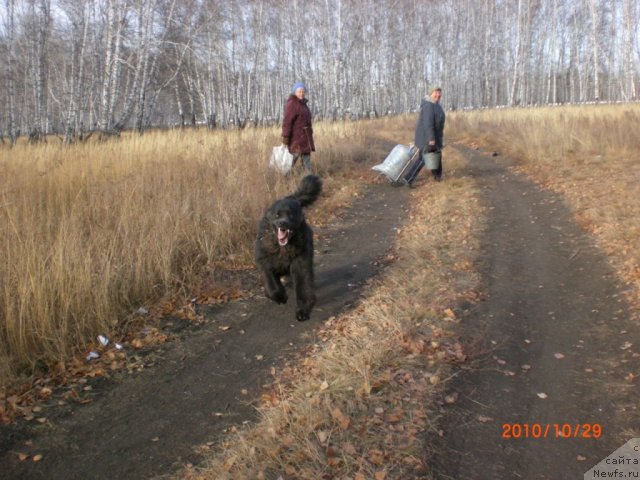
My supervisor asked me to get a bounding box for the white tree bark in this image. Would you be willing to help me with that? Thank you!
[4,0,18,144]
[587,0,601,100]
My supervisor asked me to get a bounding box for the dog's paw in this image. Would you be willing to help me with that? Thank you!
[296,308,310,322]
[270,290,288,304]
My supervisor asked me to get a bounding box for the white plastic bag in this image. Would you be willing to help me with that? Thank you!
[269,145,294,175]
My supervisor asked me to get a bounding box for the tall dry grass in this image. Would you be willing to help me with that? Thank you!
[0,121,364,386]
[448,104,640,312]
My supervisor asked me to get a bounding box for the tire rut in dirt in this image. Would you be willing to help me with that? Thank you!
[431,147,639,480]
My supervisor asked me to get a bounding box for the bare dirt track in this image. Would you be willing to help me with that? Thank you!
[0,179,411,480]
[432,147,639,479]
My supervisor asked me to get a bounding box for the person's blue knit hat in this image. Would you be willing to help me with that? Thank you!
[291,82,306,94]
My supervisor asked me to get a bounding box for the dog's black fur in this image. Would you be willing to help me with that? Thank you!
[255,175,322,321]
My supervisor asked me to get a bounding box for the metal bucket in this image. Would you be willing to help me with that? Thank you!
[424,151,441,170]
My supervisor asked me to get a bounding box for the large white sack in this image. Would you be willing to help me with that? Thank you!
[371,144,418,181]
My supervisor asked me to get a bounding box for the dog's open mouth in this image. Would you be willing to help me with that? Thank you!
[277,227,292,246]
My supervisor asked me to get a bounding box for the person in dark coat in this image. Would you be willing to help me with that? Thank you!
[282,82,315,174]
[414,87,446,181]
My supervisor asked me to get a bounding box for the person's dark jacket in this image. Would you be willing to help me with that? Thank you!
[414,98,445,152]
[282,95,315,154]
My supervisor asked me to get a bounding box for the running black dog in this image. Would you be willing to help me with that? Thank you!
[254,175,322,321]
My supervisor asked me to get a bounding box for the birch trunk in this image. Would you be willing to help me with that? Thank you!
[31,0,51,140]
[622,0,637,100]
[63,2,90,142]
[4,0,17,144]
[587,0,601,100]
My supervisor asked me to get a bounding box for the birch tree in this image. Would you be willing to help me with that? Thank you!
[98,0,126,133]
[587,0,601,100]
[622,0,637,100]
[3,0,18,144]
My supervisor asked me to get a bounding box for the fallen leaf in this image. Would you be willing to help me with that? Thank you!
[317,430,329,444]
[32,454,43,462]
[17,453,28,461]
[577,455,587,461]
[537,392,548,399]
[554,353,565,359]
[342,442,357,455]
[368,449,384,465]
[255,355,264,361]
[223,456,236,471]
[444,392,459,404]
[355,473,366,480]
[375,471,387,480]
[39,387,53,399]
[320,380,329,391]
[385,408,404,423]
[331,407,350,429]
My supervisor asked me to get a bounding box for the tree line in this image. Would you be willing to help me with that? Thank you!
[0,0,638,143]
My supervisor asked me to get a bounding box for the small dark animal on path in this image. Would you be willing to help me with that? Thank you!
[255,175,322,321]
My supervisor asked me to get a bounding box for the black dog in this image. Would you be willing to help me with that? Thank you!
[255,175,322,321]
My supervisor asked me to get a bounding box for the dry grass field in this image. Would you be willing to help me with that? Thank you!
[1,105,637,477]
[0,121,364,387]
[448,103,640,314]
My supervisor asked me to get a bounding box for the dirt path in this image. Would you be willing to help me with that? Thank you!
[0,180,411,480]
[432,147,639,479]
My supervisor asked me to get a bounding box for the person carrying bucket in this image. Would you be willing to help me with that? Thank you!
[414,86,446,182]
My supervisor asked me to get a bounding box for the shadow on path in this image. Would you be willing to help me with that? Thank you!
[432,147,639,479]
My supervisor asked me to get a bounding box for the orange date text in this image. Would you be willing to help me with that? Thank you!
[502,423,602,439]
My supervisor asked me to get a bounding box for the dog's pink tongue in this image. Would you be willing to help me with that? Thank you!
[277,228,289,246]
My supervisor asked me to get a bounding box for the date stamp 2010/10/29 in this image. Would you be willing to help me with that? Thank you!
[502,423,603,439]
